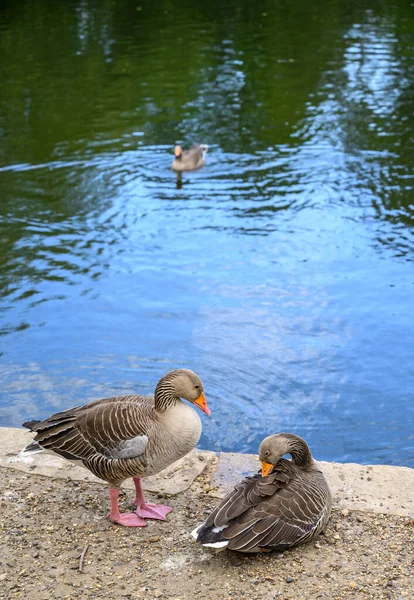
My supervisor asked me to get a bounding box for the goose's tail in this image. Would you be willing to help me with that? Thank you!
[191,523,229,549]
[21,420,44,454]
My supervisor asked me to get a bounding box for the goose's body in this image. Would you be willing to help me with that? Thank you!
[23,369,210,527]
[171,144,208,172]
[192,433,332,553]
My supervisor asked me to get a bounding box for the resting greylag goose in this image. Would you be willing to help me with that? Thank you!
[192,433,332,552]
[22,369,210,528]
[171,144,208,172]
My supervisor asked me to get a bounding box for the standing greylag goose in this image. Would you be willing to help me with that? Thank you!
[192,433,332,552]
[171,144,208,172]
[22,369,210,528]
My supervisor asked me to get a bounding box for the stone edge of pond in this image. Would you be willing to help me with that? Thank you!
[1,427,413,517]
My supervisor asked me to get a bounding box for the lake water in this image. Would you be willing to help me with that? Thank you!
[0,0,413,466]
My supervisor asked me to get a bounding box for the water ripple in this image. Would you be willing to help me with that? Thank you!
[0,0,413,465]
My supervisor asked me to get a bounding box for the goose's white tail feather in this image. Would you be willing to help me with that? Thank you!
[191,523,229,549]
[200,540,229,549]
[20,446,44,456]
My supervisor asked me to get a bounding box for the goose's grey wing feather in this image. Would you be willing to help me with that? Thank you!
[198,459,331,552]
[26,395,154,462]
[107,435,149,459]
[226,468,331,551]
[182,148,200,163]
[205,464,291,527]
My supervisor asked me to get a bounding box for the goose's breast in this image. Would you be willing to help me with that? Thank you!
[145,402,202,475]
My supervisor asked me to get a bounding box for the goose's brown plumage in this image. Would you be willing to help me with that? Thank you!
[171,144,208,172]
[192,433,332,552]
[23,369,210,527]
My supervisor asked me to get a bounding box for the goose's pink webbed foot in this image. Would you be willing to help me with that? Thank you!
[136,503,173,520]
[133,477,173,521]
[110,511,147,527]
[108,487,147,527]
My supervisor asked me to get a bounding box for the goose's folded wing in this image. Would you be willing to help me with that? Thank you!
[74,400,153,460]
[205,460,294,528]
[30,397,154,462]
[225,472,329,551]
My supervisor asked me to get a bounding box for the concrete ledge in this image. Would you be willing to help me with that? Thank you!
[212,451,414,517]
[1,427,413,516]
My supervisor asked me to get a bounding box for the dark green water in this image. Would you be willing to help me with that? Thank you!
[0,0,413,465]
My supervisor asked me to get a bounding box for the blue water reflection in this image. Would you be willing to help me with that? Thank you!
[0,0,413,466]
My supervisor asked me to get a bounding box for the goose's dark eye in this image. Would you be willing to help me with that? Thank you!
[265,451,269,457]
[195,385,199,389]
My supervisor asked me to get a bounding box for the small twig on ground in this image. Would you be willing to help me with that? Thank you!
[78,543,89,573]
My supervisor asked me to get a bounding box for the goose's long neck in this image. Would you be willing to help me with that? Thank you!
[285,434,314,470]
[154,375,179,412]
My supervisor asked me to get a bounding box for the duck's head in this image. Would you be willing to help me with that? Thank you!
[174,145,183,158]
[259,433,311,476]
[259,435,290,476]
[159,368,210,415]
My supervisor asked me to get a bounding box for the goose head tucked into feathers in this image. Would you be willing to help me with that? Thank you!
[192,432,332,552]
[259,432,313,476]
[154,368,210,415]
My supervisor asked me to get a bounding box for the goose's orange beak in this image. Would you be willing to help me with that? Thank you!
[194,392,211,416]
[261,462,274,477]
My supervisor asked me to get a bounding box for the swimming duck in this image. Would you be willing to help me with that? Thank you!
[22,369,210,527]
[171,144,208,172]
[192,433,332,552]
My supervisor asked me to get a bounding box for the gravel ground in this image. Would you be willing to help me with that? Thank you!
[1,466,413,600]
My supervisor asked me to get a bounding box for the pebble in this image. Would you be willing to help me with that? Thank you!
[285,577,294,583]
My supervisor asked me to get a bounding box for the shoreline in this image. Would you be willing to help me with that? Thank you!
[1,427,413,517]
[1,427,413,599]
